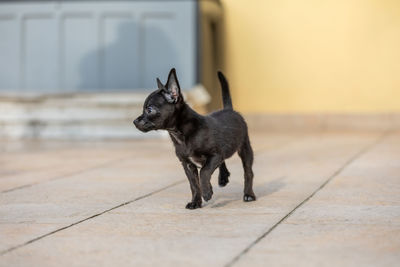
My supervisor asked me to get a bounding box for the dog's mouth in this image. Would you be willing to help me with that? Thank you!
[138,126,154,132]
[133,119,156,132]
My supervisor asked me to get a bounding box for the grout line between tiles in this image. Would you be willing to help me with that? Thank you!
[225,130,391,267]
[0,179,185,256]
[1,135,300,194]
[1,155,145,194]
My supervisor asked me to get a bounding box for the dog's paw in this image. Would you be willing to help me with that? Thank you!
[218,167,230,187]
[185,201,202,209]
[243,194,256,202]
[201,182,213,201]
[202,191,213,202]
[202,187,213,202]
[218,175,229,187]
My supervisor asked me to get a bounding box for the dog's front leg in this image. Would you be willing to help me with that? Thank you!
[200,155,222,201]
[182,161,202,209]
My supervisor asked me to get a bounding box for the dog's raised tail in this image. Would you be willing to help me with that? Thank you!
[218,71,233,109]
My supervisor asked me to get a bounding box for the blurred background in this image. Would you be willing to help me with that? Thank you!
[0,0,399,139]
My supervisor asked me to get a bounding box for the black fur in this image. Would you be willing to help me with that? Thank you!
[134,68,256,209]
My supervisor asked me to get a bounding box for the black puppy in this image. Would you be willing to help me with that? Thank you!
[134,68,255,209]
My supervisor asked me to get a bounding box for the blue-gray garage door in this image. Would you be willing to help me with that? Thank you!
[0,0,197,92]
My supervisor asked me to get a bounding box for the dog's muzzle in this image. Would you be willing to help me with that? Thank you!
[133,118,141,127]
[133,117,154,132]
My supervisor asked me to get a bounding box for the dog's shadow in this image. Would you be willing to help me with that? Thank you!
[209,176,286,208]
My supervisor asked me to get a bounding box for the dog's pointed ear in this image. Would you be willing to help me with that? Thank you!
[162,68,181,103]
[156,78,164,90]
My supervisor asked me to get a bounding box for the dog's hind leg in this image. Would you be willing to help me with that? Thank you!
[238,135,256,202]
[218,161,230,187]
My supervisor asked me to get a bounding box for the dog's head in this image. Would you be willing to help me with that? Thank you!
[133,68,183,132]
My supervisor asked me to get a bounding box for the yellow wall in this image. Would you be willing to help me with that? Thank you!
[221,0,400,113]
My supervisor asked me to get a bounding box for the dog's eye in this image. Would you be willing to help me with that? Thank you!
[146,106,155,114]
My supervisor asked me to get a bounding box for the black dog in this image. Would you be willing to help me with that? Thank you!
[134,68,255,209]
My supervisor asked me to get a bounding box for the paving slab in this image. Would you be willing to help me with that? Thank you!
[0,133,295,193]
[233,131,400,267]
[0,132,382,266]
[0,139,171,192]
[0,133,298,254]
[0,150,181,252]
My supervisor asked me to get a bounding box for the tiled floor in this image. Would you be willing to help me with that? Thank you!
[0,130,399,266]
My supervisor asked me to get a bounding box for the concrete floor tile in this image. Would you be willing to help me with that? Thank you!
[0,131,385,266]
[234,131,400,267]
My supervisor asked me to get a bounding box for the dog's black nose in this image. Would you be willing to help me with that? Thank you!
[133,118,139,126]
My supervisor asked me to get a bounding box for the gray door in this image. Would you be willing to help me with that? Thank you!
[0,1,197,92]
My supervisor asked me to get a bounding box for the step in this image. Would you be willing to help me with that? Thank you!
[1,119,166,140]
[0,92,145,139]
[0,86,210,139]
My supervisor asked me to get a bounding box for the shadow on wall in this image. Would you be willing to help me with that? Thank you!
[78,21,179,91]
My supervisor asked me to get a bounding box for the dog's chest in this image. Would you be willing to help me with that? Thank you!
[188,155,206,168]
[170,131,207,168]
[175,142,206,168]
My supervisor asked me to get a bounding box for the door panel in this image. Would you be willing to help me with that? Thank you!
[0,16,19,89]
[64,15,98,90]
[0,1,197,92]
[24,15,58,90]
[102,15,139,90]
